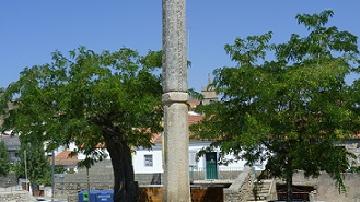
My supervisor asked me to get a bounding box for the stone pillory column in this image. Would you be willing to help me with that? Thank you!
[162,0,190,201]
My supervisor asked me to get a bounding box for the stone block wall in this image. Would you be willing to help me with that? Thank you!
[287,171,360,202]
[0,191,36,202]
[0,174,17,188]
[223,168,252,202]
[56,185,225,202]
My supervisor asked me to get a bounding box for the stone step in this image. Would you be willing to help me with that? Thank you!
[247,201,267,202]
[247,180,273,202]
[254,181,271,184]
[253,191,270,195]
[247,196,267,201]
[252,192,268,196]
[253,183,271,188]
[254,185,271,188]
[254,182,271,184]
[254,186,270,189]
[250,192,269,196]
[254,188,270,192]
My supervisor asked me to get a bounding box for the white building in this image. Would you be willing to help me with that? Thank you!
[132,139,266,181]
[54,111,266,180]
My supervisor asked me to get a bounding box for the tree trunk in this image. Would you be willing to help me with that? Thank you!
[103,133,138,202]
[86,166,90,197]
[286,157,293,202]
[286,171,293,202]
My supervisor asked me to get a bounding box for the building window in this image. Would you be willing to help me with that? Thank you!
[144,154,153,167]
[189,151,197,167]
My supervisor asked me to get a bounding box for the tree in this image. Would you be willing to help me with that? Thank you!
[0,48,163,202]
[14,142,51,188]
[0,141,10,176]
[192,10,359,201]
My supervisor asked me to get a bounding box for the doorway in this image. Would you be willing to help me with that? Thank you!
[205,152,218,179]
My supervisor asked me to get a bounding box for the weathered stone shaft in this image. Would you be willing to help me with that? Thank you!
[162,0,190,201]
[163,94,189,201]
[162,0,187,92]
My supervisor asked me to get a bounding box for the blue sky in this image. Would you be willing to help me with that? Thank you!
[1,1,359,90]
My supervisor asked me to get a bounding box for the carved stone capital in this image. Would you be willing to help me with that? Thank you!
[162,92,188,104]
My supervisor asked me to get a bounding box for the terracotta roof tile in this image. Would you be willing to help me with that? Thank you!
[150,133,162,144]
[188,115,203,125]
[54,151,79,166]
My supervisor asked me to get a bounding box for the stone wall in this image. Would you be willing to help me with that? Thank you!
[223,168,253,202]
[53,173,158,201]
[291,171,360,202]
[56,185,224,202]
[0,191,36,202]
[55,160,243,201]
[0,174,17,188]
[54,181,113,201]
[191,170,242,181]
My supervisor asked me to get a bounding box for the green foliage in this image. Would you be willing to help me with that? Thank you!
[192,10,360,192]
[188,88,204,100]
[224,31,272,66]
[14,142,51,186]
[0,141,10,176]
[0,47,163,156]
[54,166,67,175]
[0,48,163,195]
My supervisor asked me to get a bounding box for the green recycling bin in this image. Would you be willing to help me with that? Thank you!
[79,190,90,202]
